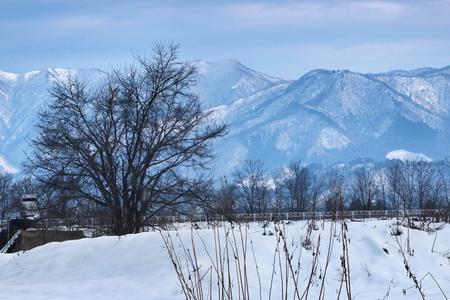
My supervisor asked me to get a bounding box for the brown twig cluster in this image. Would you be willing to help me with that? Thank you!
[394,235,448,300]
[161,221,342,300]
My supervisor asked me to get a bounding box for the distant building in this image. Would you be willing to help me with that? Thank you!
[21,194,40,220]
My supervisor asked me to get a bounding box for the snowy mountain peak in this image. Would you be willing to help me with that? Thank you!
[24,70,41,80]
[190,59,284,83]
[386,149,433,162]
[212,64,450,171]
[189,59,288,108]
[0,71,18,82]
[1,62,450,173]
[373,65,450,77]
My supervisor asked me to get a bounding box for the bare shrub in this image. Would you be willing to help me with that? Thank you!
[161,221,335,300]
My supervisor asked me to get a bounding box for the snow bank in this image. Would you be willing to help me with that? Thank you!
[0,220,449,299]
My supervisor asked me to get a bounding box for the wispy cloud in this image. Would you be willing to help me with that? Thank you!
[263,40,450,77]
[0,0,449,77]
[222,1,408,26]
[50,15,111,30]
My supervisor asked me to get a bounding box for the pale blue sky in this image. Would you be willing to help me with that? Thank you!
[1,0,449,78]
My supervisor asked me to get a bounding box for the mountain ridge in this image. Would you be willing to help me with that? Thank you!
[1,61,449,173]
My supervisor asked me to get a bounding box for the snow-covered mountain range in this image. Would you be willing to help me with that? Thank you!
[1,61,450,173]
[0,68,105,172]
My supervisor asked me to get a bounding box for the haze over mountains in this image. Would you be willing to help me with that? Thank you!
[1,61,450,173]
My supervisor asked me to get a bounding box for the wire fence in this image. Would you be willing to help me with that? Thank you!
[152,208,448,223]
[0,209,447,234]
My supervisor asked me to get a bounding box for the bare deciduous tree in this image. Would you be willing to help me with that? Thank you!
[374,166,388,209]
[435,161,450,209]
[0,172,12,220]
[215,176,237,217]
[234,159,270,213]
[28,45,226,234]
[387,160,403,211]
[325,171,346,217]
[349,167,377,210]
[285,160,310,212]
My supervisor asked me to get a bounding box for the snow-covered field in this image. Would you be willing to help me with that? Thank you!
[0,220,449,300]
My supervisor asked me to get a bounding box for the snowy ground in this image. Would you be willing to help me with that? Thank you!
[0,219,449,300]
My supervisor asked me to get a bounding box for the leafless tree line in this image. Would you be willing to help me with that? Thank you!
[214,159,450,216]
[2,157,449,230]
